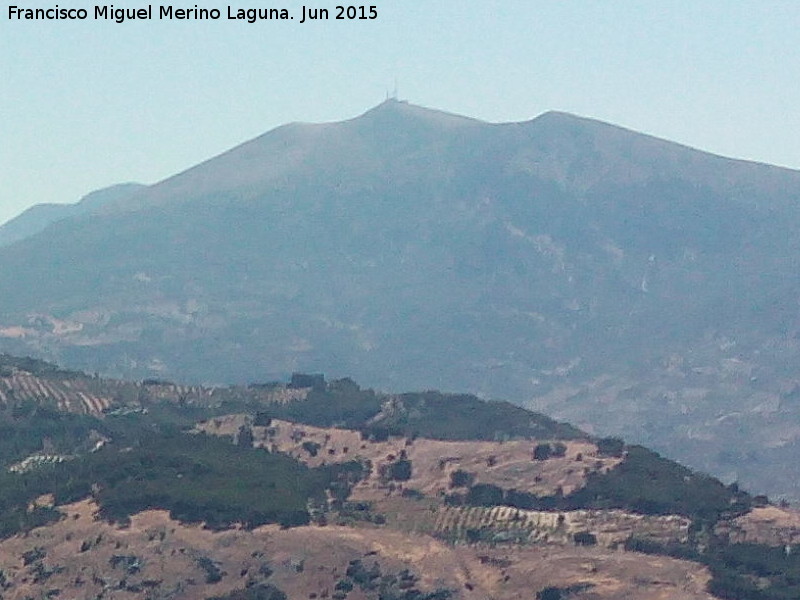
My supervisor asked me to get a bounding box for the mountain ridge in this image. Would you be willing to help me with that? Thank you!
[0,183,145,247]
[8,102,797,233]
[73,101,800,218]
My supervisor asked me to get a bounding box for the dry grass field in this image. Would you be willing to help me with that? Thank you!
[197,416,622,503]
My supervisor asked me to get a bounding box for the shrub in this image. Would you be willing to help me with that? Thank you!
[237,426,254,447]
[466,484,504,507]
[449,470,475,488]
[533,444,552,461]
[387,459,412,481]
[288,373,325,390]
[596,437,625,457]
[537,588,564,600]
[536,584,594,600]
[401,488,425,500]
[301,441,321,457]
[573,531,597,546]
[335,578,354,592]
[196,556,223,584]
[253,413,272,427]
[551,442,567,457]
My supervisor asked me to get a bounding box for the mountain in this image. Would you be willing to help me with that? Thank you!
[0,183,145,247]
[2,100,800,499]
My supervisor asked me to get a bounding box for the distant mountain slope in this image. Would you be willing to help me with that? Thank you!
[0,183,145,247]
[2,101,800,499]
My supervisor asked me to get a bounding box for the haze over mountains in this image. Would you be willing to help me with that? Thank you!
[3,100,800,498]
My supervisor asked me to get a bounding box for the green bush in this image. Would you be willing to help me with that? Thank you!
[449,470,475,488]
[572,531,597,546]
[596,437,625,457]
[466,484,504,507]
[388,459,412,481]
[301,441,321,457]
[533,444,552,460]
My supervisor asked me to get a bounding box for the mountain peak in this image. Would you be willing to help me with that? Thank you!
[529,110,643,136]
[353,99,484,128]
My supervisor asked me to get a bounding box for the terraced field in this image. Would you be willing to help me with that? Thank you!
[0,371,114,413]
[0,364,310,416]
[433,505,690,548]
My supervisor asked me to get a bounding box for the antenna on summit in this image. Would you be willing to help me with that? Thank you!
[392,78,398,100]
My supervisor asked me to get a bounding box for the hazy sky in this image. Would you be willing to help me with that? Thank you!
[2,1,799,224]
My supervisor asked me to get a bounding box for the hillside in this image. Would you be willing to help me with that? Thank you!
[0,358,797,599]
[0,500,718,600]
[2,102,800,499]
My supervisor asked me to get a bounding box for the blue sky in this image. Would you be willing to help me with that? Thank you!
[2,1,799,223]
